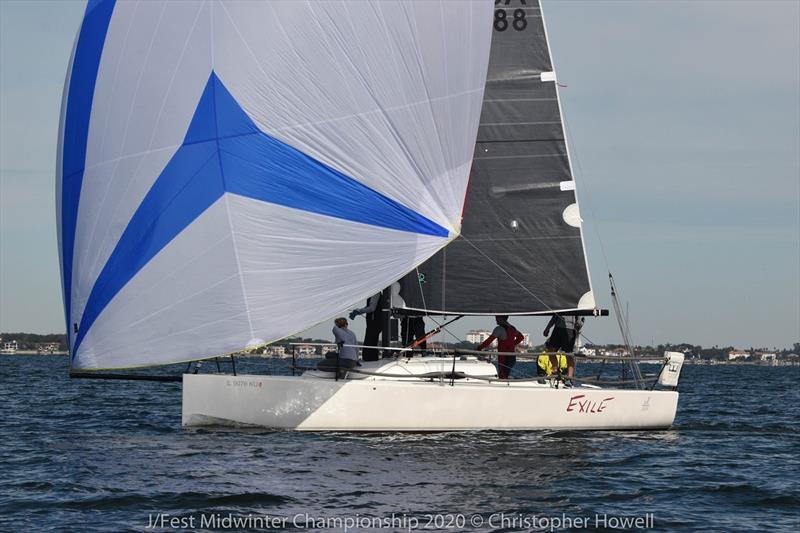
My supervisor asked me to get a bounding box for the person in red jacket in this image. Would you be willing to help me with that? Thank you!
[475,315,525,379]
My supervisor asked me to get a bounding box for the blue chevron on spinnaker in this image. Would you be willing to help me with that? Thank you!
[73,73,449,356]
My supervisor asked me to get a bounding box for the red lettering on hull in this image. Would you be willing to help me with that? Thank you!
[566,394,615,413]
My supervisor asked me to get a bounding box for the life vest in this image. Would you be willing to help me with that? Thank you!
[538,351,568,375]
[497,324,520,353]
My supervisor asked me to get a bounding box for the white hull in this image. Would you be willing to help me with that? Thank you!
[182,358,678,431]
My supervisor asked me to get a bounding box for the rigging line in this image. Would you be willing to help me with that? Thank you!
[424,314,464,346]
[458,234,560,317]
[415,266,429,315]
[578,330,599,347]
[413,266,462,346]
[424,315,463,342]
[562,104,643,381]
[456,235,598,355]
[411,274,444,345]
[456,234,581,350]
[610,274,644,386]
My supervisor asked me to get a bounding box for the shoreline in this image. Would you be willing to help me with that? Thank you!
[1,350,69,356]
[1,352,797,367]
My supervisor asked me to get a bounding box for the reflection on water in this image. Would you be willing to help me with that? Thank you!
[1,356,798,531]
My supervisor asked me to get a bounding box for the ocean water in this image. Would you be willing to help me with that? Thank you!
[1,356,798,532]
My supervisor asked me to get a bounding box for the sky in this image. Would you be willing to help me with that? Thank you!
[0,0,798,350]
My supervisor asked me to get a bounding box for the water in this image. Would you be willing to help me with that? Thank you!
[1,356,798,532]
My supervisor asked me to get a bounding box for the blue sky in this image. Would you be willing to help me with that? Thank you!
[1,1,798,350]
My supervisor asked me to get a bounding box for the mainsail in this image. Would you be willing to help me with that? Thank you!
[58,0,493,369]
[399,0,595,315]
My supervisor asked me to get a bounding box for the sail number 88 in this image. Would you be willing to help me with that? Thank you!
[494,8,527,32]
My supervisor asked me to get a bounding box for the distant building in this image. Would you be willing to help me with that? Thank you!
[265,346,286,357]
[466,329,531,348]
[466,330,493,345]
[521,333,530,347]
[728,350,749,360]
[579,347,597,356]
[295,345,316,356]
[759,352,776,362]
[37,342,60,354]
[0,340,18,354]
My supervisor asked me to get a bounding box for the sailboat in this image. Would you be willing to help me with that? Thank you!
[59,0,683,431]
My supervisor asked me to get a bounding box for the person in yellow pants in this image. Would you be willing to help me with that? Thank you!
[537,350,572,378]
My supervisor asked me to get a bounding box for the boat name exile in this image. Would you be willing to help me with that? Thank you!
[566,395,615,413]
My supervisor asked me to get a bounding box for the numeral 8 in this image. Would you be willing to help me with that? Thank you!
[512,8,527,31]
[494,9,508,32]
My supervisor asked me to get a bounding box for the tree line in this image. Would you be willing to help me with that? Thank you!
[1,332,798,360]
[0,333,67,351]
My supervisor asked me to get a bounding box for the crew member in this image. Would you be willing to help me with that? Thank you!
[475,315,525,379]
[542,314,583,377]
[537,348,569,377]
[317,317,359,375]
[350,291,384,361]
[401,315,427,352]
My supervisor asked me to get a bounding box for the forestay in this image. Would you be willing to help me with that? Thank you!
[399,0,595,316]
[58,0,493,369]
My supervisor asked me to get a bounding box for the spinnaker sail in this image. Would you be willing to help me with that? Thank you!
[399,0,595,315]
[58,0,493,369]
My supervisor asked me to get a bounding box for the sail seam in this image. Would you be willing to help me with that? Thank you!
[483,98,557,103]
[90,271,240,345]
[83,231,235,348]
[474,153,567,160]
[439,1,456,221]
[211,76,256,342]
[127,301,252,350]
[477,139,565,144]
[94,0,139,169]
[398,306,587,317]
[83,1,169,297]
[481,121,562,126]
[400,0,454,226]
[454,236,580,243]
[80,144,181,173]
[262,88,485,140]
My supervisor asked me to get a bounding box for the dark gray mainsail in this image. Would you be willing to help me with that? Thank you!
[399,0,595,315]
